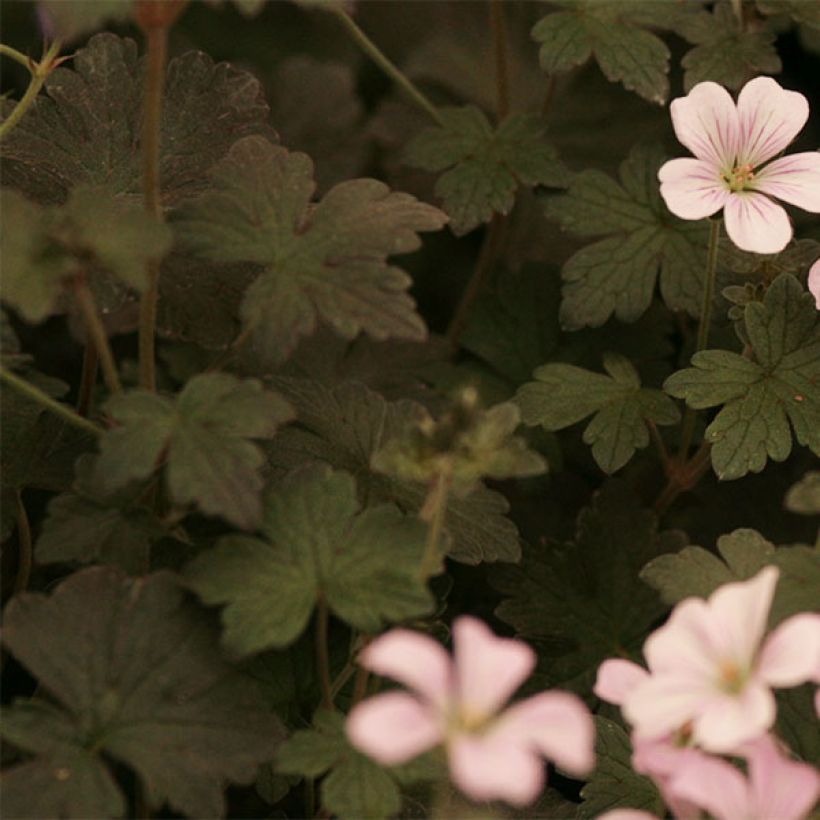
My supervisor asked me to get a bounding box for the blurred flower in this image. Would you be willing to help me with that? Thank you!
[809,259,820,310]
[595,567,820,753]
[346,616,594,806]
[659,77,820,254]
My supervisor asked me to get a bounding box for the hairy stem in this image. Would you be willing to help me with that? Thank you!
[73,279,122,395]
[76,343,99,416]
[0,39,62,141]
[490,0,510,121]
[0,367,104,437]
[315,596,333,710]
[13,490,32,594]
[331,9,443,125]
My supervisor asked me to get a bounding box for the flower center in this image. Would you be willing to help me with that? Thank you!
[718,660,746,694]
[451,704,493,734]
[722,163,756,192]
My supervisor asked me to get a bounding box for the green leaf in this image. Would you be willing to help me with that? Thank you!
[266,378,522,565]
[776,685,820,766]
[96,373,294,530]
[678,2,782,91]
[757,0,820,29]
[277,711,405,820]
[185,464,434,655]
[640,529,820,626]
[1,185,171,324]
[493,482,687,693]
[372,390,546,495]
[785,471,820,515]
[1,33,275,207]
[516,353,679,474]
[531,1,672,104]
[578,717,664,819]
[404,106,569,236]
[543,144,708,329]
[175,136,445,366]
[0,567,284,819]
[664,274,820,480]
[38,1,133,41]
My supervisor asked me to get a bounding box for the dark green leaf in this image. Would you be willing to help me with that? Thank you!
[494,482,687,693]
[757,0,820,29]
[776,685,820,766]
[185,464,434,654]
[785,471,820,515]
[0,567,284,818]
[664,274,820,480]
[577,717,664,819]
[543,144,708,329]
[405,106,569,235]
[38,1,133,41]
[175,136,445,366]
[516,353,679,474]
[96,373,294,529]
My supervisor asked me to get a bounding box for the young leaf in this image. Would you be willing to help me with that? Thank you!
[664,274,820,480]
[175,136,445,366]
[678,1,782,91]
[184,464,434,655]
[531,1,672,104]
[0,567,284,819]
[404,106,569,236]
[266,378,522,564]
[493,482,687,693]
[95,373,294,530]
[543,144,709,329]
[577,717,664,819]
[516,352,679,474]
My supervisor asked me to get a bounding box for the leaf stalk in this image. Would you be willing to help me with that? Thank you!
[73,278,122,395]
[315,596,333,710]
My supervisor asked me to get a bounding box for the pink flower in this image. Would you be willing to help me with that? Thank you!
[345,616,594,806]
[595,567,820,753]
[809,259,820,310]
[669,735,820,820]
[659,77,820,254]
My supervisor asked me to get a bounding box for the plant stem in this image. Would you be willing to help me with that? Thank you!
[0,39,62,141]
[490,0,510,121]
[646,419,670,470]
[654,442,712,516]
[137,22,169,392]
[0,367,104,437]
[0,44,33,70]
[315,596,333,710]
[446,213,507,348]
[330,9,443,125]
[419,472,450,579]
[351,665,370,706]
[678,218,721,459]
[73,279,122,395]
[76,343,99,416]
[13,490,32,594]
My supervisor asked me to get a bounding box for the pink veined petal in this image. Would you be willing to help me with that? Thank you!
[360,629,452,709]
[632,739,703,820]
[623,673,714,740]
[757,612,820,687]
[724,191,792,254]
[452,616,535,718]
[670,81,740,168]
[754,152,820,213]
[345,691,443,765]
[447,732,545,807]
[704,566,779,672]
[747,735,820,820]
[692,682,776,754]
[667,750,751,820]
[594,658,650,706]
[658,157,730,220]
[492,691,595,776]
[809,260,820,311]
[736,76,810,167]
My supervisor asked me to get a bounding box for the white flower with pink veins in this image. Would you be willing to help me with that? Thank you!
[658,76,820,254]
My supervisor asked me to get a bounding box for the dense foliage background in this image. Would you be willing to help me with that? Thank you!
[1,1,818,818]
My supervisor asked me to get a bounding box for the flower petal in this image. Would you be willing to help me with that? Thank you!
[658,158,729,220]
[360,629,451,708]
[736,76,809,167]
[624,673,714,740]
[447,732,544,806]
[754,152,820,212]
[757,612,820,687]
[493,691,595,776]
[452,616,535,717]
[809,260,820,311]
[692,682,776,753]
[596,812,659,820]
[747,735,820,820]
[346,691,442,765]
[667,749,750,820]
[670,81,739,168]
[594,659,650,706]
[724,191,792,253]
